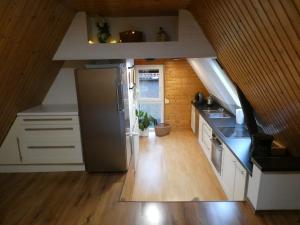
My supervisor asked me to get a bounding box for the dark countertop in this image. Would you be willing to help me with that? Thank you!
[251,157,300,172]
[193,102,300,174]
[192,102,253,174]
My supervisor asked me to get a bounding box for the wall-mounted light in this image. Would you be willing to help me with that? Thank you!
[88,40,95,45]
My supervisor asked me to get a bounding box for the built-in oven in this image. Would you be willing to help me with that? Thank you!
[211,134,223,175]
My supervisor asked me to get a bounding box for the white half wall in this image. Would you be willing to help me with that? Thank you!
[43,68,77,105]
[53,10,216,60]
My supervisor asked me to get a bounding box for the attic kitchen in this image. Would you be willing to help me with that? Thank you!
[1,2,300,224]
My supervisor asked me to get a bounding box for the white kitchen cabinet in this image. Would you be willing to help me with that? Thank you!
[18,115,83,164]
[0,119,22,164]
[198,114,212,160]
[234,162,247,200]
[221,144,236,199]
[222,144,247,200]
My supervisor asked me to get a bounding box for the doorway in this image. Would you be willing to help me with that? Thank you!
[135,65,164,124]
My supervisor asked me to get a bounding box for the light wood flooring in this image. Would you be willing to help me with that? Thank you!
[0,172,299,225]
[121,129,227,201]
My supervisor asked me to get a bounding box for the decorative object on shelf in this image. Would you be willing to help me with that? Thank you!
[156,27,169,42]
[154,123,171,137]
[119,30,143,43]
[96,19,111,43]
[136,110,157,137]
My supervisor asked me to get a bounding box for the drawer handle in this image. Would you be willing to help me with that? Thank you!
[23,118,72,122]
[16,137,23,162]
[25,128,74,131]
[28,146,75,149]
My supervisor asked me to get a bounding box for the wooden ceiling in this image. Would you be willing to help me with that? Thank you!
[0,0,75,144]
[189,0,300,156]
[64,0,192,16]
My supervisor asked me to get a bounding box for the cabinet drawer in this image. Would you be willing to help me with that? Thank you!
[20,124,81,140]
[18,116,79,125]
[20,140,83,164]
[203,122,212,138]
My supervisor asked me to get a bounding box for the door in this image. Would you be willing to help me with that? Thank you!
[135,65,164,124]
[76,68,127,172]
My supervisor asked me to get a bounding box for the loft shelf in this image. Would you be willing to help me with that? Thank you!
[53,10,216,60]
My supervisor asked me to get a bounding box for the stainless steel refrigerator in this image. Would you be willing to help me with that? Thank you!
[75,64,132,172]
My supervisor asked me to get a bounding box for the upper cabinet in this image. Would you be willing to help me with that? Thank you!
[53,10,216,60]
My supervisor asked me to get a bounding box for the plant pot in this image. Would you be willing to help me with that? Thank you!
[155,123,171,137]
[139,128,149,137]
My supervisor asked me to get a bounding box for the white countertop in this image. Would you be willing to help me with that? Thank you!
[17,104,78,116]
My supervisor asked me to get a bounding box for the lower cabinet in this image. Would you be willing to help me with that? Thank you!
[0,115,83,165]
[221,145,247,200]
[198,115,212,160]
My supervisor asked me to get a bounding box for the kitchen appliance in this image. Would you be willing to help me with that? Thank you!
[76,63,137,172]
[194,92,204,104]
[211,134,223,174]
[207,95,214,106]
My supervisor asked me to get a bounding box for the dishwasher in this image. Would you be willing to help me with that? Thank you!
[211,134,223,175]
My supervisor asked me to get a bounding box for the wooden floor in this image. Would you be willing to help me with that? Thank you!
[0,172,299,225]
[122,129,226,201]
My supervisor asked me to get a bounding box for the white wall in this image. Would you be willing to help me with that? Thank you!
[53,10,216,60]
[188,58,240,113]
[43,68,77,105]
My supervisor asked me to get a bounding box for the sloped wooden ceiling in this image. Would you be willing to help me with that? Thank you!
[0,0,75,144]
[189,0,300,156]
[64,0,192,16]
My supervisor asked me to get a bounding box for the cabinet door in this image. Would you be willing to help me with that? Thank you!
[198,115,204,146]
[233,162,247,200]
[221,146,236,199]
[0,118,23,164]
[203,130,212,159]
[191,105,195,133]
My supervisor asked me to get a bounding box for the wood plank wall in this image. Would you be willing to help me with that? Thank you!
[0,0,75,144]
[135,59,208,129]
[189,0,300,155]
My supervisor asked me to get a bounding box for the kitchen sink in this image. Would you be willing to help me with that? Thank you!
[203,110,231,119]
[218,126,249,138]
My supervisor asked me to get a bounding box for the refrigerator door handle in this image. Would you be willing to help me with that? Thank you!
[116,83,124,111]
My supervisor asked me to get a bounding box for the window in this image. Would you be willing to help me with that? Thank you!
[211,58,241,107]
[135,65,164,125]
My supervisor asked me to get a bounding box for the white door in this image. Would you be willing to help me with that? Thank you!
[135,65,164,124]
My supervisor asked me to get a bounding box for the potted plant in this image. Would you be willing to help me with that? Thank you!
[136,110,157,136]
